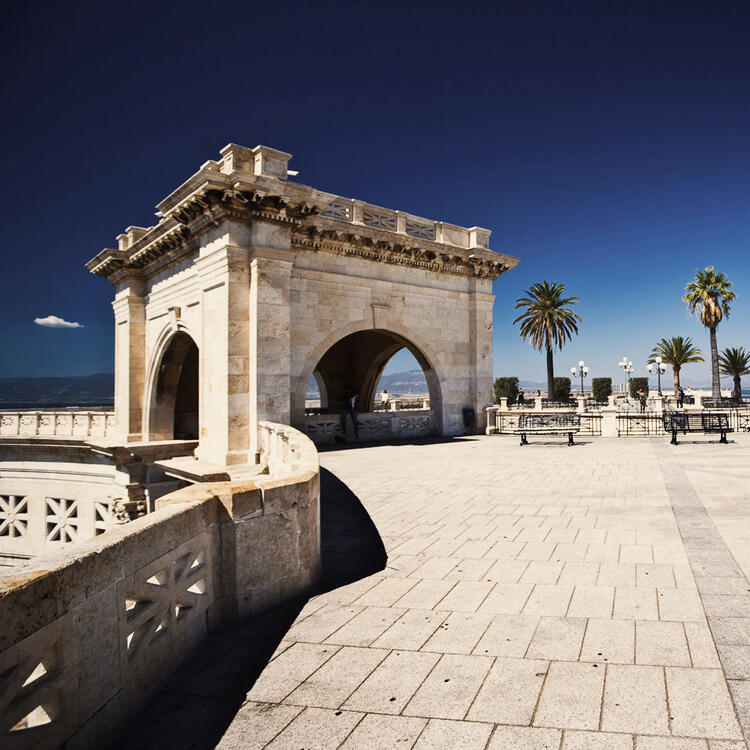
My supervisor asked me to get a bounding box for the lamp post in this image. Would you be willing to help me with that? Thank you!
[618,358,634,393]
[647,356,667,395]
[571,360,589,396]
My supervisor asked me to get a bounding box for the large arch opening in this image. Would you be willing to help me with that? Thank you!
[303,329,441,442]
[148,332,199,441]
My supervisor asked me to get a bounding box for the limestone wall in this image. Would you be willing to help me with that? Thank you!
[0,425,320,749]
[289,249,495,437]
[90,143,518,463]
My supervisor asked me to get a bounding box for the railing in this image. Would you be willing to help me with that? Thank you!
[580,414,603,436]
[372,398,430,411]
[304,410,434,444]
[704,408,750,433]
[319,197,491,249]
[1,423,320,749]
[616,413,665,436]
[510,400,536,409]
[703,398,750,409]
[585,399,608,409]
[0,410,115,438]
[487,411,602,436]
[0,495,125,558]
[542,399,578,409]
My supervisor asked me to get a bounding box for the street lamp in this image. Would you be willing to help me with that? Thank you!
[647,356,667,395]
[618,358,634,393]
[571,360,589,396]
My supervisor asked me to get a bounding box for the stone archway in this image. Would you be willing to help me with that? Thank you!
[147,332,199,440]
[300,328,443,442]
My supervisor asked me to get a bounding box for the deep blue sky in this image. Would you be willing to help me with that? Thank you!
[2,0,749,389]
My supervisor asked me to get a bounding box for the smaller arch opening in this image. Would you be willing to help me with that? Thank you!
[372,348,429,411]
[149,332,199,441]
[303,328,441,443]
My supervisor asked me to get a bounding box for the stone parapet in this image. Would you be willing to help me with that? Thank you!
[304,410,433,444]
[0,410,115,438]
[0,424,320,749]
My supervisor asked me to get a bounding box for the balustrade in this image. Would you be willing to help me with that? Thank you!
[304,410,433,444]
[0,410,115,438]
[485,402,750,438]
[319,196,490,249]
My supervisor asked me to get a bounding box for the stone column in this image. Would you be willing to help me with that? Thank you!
[111,272,146,442]
[195,222,252,466]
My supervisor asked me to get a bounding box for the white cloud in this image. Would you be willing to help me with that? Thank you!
[34,315,83,329]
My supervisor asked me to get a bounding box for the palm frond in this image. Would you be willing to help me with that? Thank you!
[513,280,581,352]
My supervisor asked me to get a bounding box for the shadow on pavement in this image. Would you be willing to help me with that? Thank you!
[110,467,386,750]
[316,433,481,452]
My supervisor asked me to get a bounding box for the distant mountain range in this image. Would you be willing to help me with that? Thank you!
[0,374,114,409]
[308,369,430,397]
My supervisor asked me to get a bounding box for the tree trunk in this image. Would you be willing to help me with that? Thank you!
[734,376,741,401]
[546,344,554,400]
[673,367,680,395]
[710,326,721,398]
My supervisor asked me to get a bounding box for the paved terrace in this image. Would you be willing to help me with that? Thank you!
[117,434,750,749]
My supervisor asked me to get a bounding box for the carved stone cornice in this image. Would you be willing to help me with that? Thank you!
[87,143,520,283]
[89,190,317,281]
[291,225,516,280]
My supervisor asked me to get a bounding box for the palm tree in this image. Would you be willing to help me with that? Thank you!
[513,281,582,399]
[647,337,704,395]
[683,267,736,398]
[718,347,750,400]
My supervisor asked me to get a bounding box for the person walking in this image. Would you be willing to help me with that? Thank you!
[340,388,360,439]
[677,386,685,408]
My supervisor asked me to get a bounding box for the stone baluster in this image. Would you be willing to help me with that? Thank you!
[396,211,407,235]
[352,201,364,225]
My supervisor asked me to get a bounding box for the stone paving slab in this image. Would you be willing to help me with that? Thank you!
[123,433,750,749]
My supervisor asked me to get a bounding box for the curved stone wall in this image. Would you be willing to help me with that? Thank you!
[0,423,320,749]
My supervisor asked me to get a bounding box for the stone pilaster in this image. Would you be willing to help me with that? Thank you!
[249,248,293,457]
[112,274,146,442]
[467,278,495,433]
[194,222,252,466]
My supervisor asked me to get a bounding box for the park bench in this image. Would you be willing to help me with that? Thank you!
[514,413,580,446]
[662,411,733,445]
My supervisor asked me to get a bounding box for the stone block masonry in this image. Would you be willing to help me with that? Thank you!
[87,143,519,461]
[0,423,320,749]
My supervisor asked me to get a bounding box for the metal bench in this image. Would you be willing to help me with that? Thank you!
[513,413,581,446]
[663,411,733,445]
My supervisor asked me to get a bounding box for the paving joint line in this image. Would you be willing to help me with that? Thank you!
[655,441,750,748]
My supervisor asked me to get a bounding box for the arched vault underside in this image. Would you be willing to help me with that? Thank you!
[301,328,442,437]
